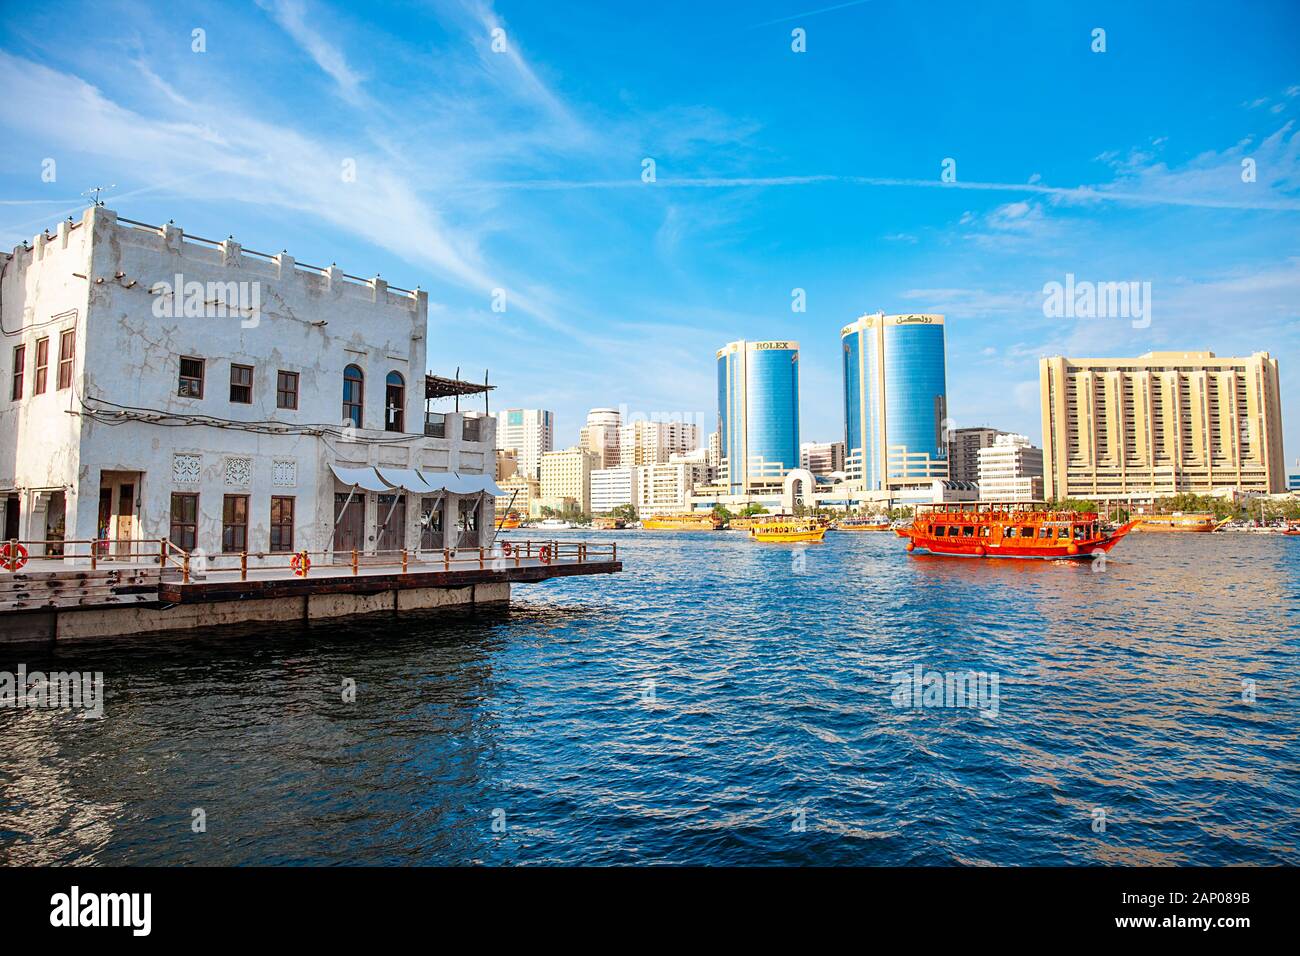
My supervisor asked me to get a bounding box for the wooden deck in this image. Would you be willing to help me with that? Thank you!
[2,551,620,615]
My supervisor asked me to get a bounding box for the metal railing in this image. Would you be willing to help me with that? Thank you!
[2,537,617,585]
[425,412,446,438]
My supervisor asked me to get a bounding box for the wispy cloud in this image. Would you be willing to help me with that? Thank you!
[257,0,366,106]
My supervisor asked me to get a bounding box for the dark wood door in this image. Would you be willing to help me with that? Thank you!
[376,494,406,553]
[333,493,364,554]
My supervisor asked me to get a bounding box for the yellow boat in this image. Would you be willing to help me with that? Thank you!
[749,521,828,543]
[1133,512,1226,533]
[727,515,770,530]
[495,511,522,530]
[642,513,724,531]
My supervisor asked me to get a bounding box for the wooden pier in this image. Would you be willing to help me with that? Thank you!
[0,538,622,643]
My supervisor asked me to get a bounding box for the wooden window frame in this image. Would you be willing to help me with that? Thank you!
[169,493,199,552]
[276,370,299,410]
[33,337,49,395]
[229,363,254,404]
[10,345,24,400]
[179,356,204,398]
[270,496,295,553]
[221,494,249,553]
[56,329,75,390]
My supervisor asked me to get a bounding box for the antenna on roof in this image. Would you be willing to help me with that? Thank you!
[82,184,115,207]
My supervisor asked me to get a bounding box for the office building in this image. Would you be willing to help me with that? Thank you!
[539,447,598,514]
[1040,351,1285,501]
[841,313,948,490]
[801,441,846,477]
[716,339,801,495]
[949,427,1007,483]
[977,433,1044,502]
[495,408,554,480]
[590,466,637,514]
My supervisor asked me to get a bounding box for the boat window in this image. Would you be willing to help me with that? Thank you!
[979,526,991,537]
[961,526,974,537]
[1057,527,1070,539]
[1004,527,1017,538]
[1039,527,1051,538]
[1020,527,1032,538]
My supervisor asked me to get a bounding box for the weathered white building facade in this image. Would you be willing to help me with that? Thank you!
[0,205,498,567]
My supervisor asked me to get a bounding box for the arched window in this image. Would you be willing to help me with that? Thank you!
[385,371,405,432]
[343,364,364,428]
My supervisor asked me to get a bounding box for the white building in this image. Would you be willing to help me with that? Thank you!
[634,455,709,516]
[0,205,500,565]
[579,407,621,469]
[590,466,637,514]
[977,433,1045,502]
[801,441,846,477]
[495,407,553,479]
[619,419,699,467]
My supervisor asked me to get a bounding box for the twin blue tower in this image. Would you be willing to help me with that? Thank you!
[716,314,948,496]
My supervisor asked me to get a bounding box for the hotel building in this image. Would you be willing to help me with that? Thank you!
[579,407,622,469]
[539,447,598,514]
[633,457,709,516]
[1039,351,1286,501]
[495,407,554,480]
[841,313,948,490]
[716,339,801,495]
[977,433,1044,502]
[590,466,637,514]
[619,418,699,468]
[0,206,500,563]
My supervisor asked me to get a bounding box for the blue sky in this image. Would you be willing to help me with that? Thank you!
[2,0,1298,465]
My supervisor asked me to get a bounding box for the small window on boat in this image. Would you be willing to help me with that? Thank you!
[1004,527,1017,538]
[1057,527,1070,539]
[961,526,974,538]
[1020,527,1033,538]
[1039,527,1051,538]
[979,526,991,537]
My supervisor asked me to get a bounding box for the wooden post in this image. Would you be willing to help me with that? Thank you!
[401,549,408,574]
[182,552,190,584]
[612,542,617,563]
[90,544,97,571]
[443,548,450,571]
[352,548,359,575]
[479,546,484,570]
[240,552,248,582]
[159,538,167,567]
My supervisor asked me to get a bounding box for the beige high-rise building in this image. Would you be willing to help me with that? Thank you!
[539,447,599,514]
[495,408,554,480]
[579,407,622,469]
[495,473,539,518]
[619,419,699,467]
[1039,351,1285,502]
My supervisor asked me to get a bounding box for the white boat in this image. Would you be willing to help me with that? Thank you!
[536,518,573,529]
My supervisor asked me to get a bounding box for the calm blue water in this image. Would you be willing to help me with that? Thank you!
[2,530,1298,865]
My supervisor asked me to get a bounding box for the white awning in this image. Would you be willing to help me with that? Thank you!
[375,467,435,494]
[418,472,505,496]
[330,464,390,493]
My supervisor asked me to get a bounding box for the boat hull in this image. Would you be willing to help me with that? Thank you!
[899,520,1137,559]
[750,527,828,543]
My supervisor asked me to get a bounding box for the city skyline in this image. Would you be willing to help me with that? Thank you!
[1,1,1297,462]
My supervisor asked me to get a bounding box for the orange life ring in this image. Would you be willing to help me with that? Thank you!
[1,542,28,572]
[539,545,551,564]
[975,546,986,557]
[906,541,915,552]
[290,551,311,577]
[502,541,513,557]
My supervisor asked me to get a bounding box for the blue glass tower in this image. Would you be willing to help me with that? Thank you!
[716,340,800,495]
[841,314,948,489]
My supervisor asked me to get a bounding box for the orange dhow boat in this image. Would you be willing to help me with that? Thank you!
[895,502,1137,560]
